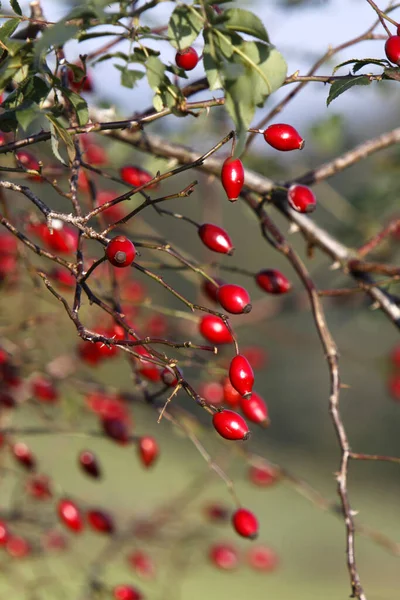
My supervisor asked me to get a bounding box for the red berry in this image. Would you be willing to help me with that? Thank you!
[106,236,136,267]
[390,344,400,368]
[212,409,250,441]
[42,529,68,552]
[16,150,41,180]
[0,392,16,408]
[240,392,269,426]
[0,232,17,255]
[0,520,9,545]
[287,184,316,213]
[87,509,114,534]
[102,417,130,444]
[229,354,254,399]
[241,346,268,371]
[32,376,59,403]
[50,267,76,289]
[95,190,124,221]
[12,442,36,471]
[209,542,239,570]
[247,545,279,571]
[222,377,241,407]
[113,585,143,600]
[255,269,291,294]
[79,450,101,478]
[217,283,252,314]
[138,436,159,468]
[263,123,304,151]
[67,65,93,92]
[385,35,400,64]
[120,165,156,189]
[198,223,234,255]
[58,499,84,533]
[221,157,244,202]
[25,474,52,500]
[135,347,162,382]
[202,278,225,303]
[84,144,107,165]
[199,315,233,345]
[199,381,224,406]
[248,464,279,487]
[6,536,30,558]
[175,47,199,71]
[388,373,400,400]
[127,551,155,579]
[232,507,259,539]
[204,502,230,523]
[161,367,179,387]
[30,221,78,254]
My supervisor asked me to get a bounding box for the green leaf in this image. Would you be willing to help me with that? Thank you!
[168,5,203,50]
[0,18,20,45]
[352,58,386,74]
[333,57,385,74]
[114,66,145,89]
[46,114,74,166]
[224,76,255,156]
[10,0,22,15]
[222,9,269,42]
[0,109,18,132]
[327,76,371,106]
[15,105,38,130]
[146,56,166,92]
[153,94,164,112]
[34,23,79,64]
[61,88,89,126]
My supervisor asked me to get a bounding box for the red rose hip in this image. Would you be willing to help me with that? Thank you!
[87,509,114,534]
[209,542,239,570]
[255,269,291,294]
[287,184,316,213]
[105,236,136,267]
[198,223,234,255]
[212,409,250,441]
[175,47,199,71]
[240,392,269,426]
[113,585,143,600]
[229,354,254,399]
[221,157,244,202]
[263,123,304,151]
[199,315,233,345]
[217,283,251,314]
[232,508,259,539]
[385,35,400,65]
[138,436,159,468]
[58,499,84,533]
[79,450,101,478]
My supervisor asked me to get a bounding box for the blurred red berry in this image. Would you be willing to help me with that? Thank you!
[248,464,279,487]
[199,381,224,405]
[127,550,155,579]
[247,545,279,572]
[79,450,102,479]
[87,509,114,534]
[138,436,159,468]
[58,499,84,533]
[113,585,143,600]
[209,542,239,570]
[32,376,59,403]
